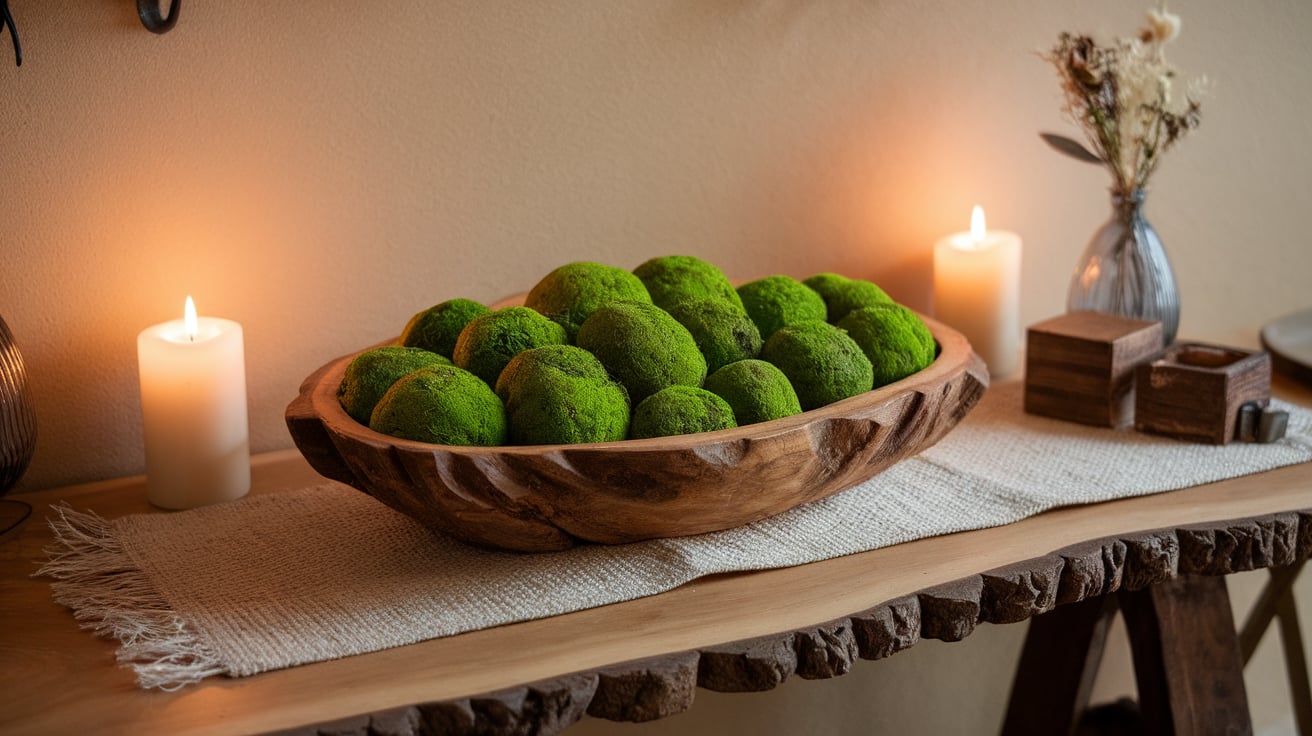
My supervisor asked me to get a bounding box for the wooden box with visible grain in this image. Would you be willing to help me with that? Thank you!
[1024,311,1164,427]
[1134,344,1272,444]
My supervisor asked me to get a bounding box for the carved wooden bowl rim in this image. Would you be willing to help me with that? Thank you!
[288,294,989,550]
[300,309,980,455]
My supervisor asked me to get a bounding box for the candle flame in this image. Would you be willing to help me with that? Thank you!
[970,205,986,243]
[184,296,198,341]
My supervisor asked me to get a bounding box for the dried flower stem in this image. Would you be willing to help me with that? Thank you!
[1042,7,1204,193]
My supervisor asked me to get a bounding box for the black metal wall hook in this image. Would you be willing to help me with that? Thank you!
[1,0,20,67]
[138,0,180,34]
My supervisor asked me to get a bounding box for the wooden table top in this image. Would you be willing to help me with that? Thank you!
[3,376,1310,736]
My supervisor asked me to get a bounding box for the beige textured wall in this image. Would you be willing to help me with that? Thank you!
[3,1,1310,732]
[6,0,1310,492]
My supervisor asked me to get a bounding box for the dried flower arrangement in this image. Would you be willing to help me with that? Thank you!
[1041,7,1205,194]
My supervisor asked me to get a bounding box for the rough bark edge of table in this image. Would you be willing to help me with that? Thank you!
[269,509,1312,736]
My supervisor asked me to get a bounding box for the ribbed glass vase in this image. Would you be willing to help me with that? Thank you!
[1067,188,1180,345]
[0,315,37,494]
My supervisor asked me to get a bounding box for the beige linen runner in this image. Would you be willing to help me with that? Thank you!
[38,382,1312,690]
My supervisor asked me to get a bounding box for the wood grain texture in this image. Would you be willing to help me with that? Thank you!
[1025,311,1163,427]
[5,414,1310,736]
[1120,575,1253,735]
[1001,595,1117,736]
[792,619,859,680]
[850,595,921,661]
[1120,530,1180,591]
[980,556,1064,624]
[1054,539,1127,605]
[286,308,988,551]
[918,575,984,642]
[1135,344,1272,444]
[336,513,1312,735]
[587,653,698,722]
[696,634,797,692]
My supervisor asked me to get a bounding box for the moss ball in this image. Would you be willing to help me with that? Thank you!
[703,359,803,426]
[664,299,762,374]
[837,305,937,388]
[633,255,744,312]
[802,273,894,323]
[399,298,492,358]
[630,385,737,440]
[368,365,506,446]
[452,306,568,387]
[576,301,707,403]
[736,275,828,340]
[494,344,630,445]
[337,346,452,425]
[760,321,873,410]
[524,261,652,340]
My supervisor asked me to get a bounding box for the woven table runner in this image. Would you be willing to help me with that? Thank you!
[39,382,1312,690]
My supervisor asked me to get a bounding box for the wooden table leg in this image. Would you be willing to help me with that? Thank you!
[1275,585,1312,734]
[1118,574,1252,736]
[1238,562,1312,734]
[1239,562,1304,662]
[1001,595,1118,735]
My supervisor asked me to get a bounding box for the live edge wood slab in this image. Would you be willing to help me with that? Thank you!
[3,374,1310,736]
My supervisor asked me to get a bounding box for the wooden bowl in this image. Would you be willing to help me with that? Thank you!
[287,306,988,552]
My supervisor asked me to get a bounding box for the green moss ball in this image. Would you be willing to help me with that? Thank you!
[337,346,452,425]
[760,321,874,410]
[451,306,568,387]
[664,299,762,374]
[576,301,707,403]
[630,385,737,440]
[703,359,803,426]
[802,273,894,323]
[632,255,744,312]
[368,365,506,446]
[494,344,630,445]
[837,305,937,388]
[736,275,828,340]
[399,298,492,358]
[524,261,652,340]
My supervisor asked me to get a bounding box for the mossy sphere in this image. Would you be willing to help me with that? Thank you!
[664,299,762,374]
[368,365,506,446]
[399,298,491,358]
[524,261,652,340]
[576,301,707,403]
[494,344,630,445]
[703,359,803,426]
[629,385,737,440]
[632,255,744,312]
[803,273,894,323]
[837,304,937,388]
[736,275,828,340]
[452,306,568,387]
[760,321,873,410]
[337,346,451,424]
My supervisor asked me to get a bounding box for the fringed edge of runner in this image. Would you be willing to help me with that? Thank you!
[34,503,228,691]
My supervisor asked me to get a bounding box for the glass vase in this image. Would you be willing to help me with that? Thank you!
[1,315,37,494]
[1067,189,1180,345]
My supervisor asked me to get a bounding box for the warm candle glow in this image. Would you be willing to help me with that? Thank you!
[184,295,198,341]
[933,205,1022,378]
[970,205,986,245]
[138,302,250,509]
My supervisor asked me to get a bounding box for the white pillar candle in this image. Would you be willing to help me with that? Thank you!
[137,296,250,509]
[933,206,1022,378]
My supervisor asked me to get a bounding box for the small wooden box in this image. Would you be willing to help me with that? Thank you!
[1024,311,1164,427]
[1134,344,1272,444]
